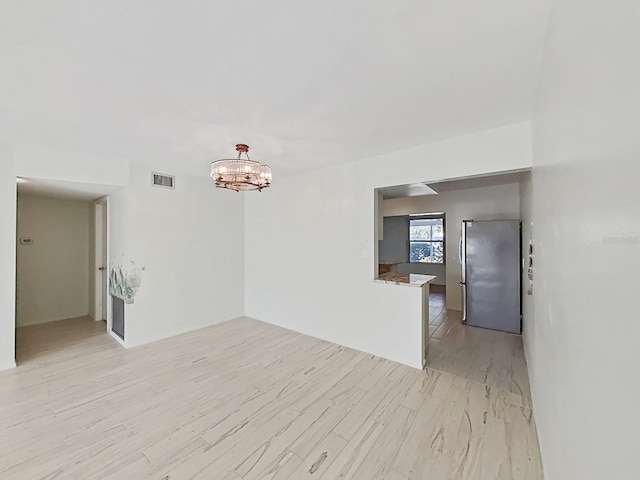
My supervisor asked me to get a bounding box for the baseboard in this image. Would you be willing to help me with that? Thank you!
[245,315,424,371]
[18,315,92,328]
[123,316,242,350]
[522,339,547,478]
[0,360,16,371]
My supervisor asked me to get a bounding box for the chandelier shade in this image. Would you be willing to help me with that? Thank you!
[210,144,272,192]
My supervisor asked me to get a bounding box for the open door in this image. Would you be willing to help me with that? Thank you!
[93,199,108,323]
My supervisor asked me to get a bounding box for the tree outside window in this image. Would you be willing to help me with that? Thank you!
[409,215,445,264]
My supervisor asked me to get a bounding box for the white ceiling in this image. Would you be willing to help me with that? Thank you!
[17,178,122,202]
[379,169,531,199]
[0,1,551,177]
[427,170,531,193]
[378,183,439,199]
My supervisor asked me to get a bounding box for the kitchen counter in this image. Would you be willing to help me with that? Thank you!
[373,271,436,369]
[373,272,437,287]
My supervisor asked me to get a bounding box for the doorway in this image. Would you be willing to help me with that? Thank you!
[376,169,532,376]
[93,199,108,325]
[14,178,119,365]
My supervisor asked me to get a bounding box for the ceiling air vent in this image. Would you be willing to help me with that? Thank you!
[152,172,175,189]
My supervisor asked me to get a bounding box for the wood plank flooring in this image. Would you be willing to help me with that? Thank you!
[1,308,542,479]
[427,292,532,408]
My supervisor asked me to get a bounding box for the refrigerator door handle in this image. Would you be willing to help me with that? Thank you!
[461,282,467,322]
[460,223,467,323]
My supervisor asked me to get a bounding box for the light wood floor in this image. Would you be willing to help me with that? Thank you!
[427,292,532,407]
[1,308,542,479]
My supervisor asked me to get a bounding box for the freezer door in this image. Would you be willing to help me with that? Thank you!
[464,220,521,334]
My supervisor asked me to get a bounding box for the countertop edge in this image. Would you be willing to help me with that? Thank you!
[372,274,437,288]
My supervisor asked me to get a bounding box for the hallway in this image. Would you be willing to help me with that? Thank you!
[427,290,531,407]
[16,316,110,365]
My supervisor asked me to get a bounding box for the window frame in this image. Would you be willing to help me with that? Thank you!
[408,213,446,265]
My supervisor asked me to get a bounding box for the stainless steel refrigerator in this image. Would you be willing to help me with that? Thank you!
[460,220,522,334]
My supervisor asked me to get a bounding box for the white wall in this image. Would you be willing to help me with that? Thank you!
[527,0,640,478]
[245,122,532,369]
[383,183,521,309]
[16,195,91,326]
[14,145,130,187]
[0,141,246,367]
[0,145,16,369]
[111,162,245,348]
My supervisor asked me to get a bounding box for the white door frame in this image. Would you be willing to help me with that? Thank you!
[93,197,110,328]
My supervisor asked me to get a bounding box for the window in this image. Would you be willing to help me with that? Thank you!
[409,214,445,264]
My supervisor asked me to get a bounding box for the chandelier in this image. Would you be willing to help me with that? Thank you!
[210,144,272,192]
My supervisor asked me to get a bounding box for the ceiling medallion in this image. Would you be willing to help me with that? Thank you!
[210,144,272,192]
